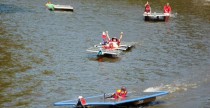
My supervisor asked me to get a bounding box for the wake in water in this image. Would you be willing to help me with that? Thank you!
[143,82,197,93]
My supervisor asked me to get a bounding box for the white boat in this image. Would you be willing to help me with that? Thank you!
[53,5,73,11]
[143,12,171,21]
[54,91,169,107]
[86,41,136,56]
[46,3,73,11]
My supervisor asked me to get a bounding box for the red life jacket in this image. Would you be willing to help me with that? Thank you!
[164,5,171,13]
[113,93,119,99]
[145,4,151,13]
[102,34,107,39]
[113,90,127,99]
[80,98,86,105]
[120,91,127,98]
[113,90,121,99]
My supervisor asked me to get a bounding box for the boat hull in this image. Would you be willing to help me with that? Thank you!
[143,13,170,21]
[54,91,169,107]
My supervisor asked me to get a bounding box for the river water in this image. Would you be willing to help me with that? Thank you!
[0,0,210,108]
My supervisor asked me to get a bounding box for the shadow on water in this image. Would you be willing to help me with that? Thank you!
[0,4,32,14]
[87,55,121,63]
[125,100,167,108]
[87,46,135,62]
[73,100,167,108]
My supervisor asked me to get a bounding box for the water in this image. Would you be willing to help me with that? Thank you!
[0,0,210,107]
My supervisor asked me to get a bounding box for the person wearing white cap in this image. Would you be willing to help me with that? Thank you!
[101,31,109,45]
[76,96,86,107]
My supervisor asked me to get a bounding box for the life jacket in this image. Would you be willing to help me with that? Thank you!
[164,5,171,13]
[145,4,151,13]
[80,98,86,105]
[113,89,127,99]
[102,34,107,39]
[120,91,127,98]
[113,89,121,99]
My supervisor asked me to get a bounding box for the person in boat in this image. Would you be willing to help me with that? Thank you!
[144,1,151,14]
[45,1,55,11]
[110,86,128,99]
[76,96,87,107]
[164,3,172,14]
[103,31,123,49]
[101,31,109,45]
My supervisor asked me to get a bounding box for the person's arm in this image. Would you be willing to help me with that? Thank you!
[119,32,123,42]
[106,31,110,41]
[144,1,149,6]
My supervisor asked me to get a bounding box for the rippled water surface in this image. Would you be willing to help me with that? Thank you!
[0,0,210,108]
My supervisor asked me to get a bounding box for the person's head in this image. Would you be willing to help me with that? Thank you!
[167,3,169,6]
[112,37,118,42]
[78,96,83,99]
[47,1,51,4]
[121,86,126,91]
[102,31,106,35]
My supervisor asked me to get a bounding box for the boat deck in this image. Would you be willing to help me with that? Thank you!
[143,13,170,21]
[54,91,168,107]
[143,13,170,17]
[53,5,73,11]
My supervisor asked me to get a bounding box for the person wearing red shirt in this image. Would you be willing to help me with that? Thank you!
[164,3,172,14]
[144,1,151,14]
[76,96,87,107]
[103,31,123,49]
[111,86,128,99]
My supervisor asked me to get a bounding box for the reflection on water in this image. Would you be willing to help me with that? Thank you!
[87,55,121,63]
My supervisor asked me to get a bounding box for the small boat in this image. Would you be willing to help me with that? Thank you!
[54,91,169,107]
[87,47,123,56]
[53,5,73,11]
[46,3,73,11]
[86,41,136,56]
[143,12,170,21]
